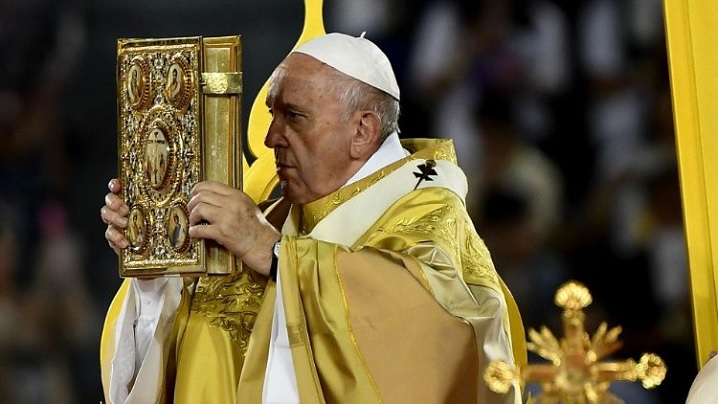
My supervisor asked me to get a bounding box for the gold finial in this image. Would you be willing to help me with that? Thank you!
[484,361,520,394]
[554,280,592,311]
[485,280,667,403]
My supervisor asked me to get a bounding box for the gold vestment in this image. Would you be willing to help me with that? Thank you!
[101,139,525,403]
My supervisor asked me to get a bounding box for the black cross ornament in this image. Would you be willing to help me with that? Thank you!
[413,159,438,190]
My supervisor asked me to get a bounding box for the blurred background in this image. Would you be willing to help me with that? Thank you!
[0,0,692,402]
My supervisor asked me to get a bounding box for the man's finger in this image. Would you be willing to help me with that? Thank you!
[105,225,129,249]
[191,180,236,197]
[105,193,129,215]
[108,178,122,193]
[188,222,222,245]
[101,206,129,228]
[187,189,226,214]
[188,202,224,226]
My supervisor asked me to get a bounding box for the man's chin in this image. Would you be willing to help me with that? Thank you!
[280,183,301,204]
[281,184,317,205]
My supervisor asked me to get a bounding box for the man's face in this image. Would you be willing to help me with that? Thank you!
[264,54,359,205]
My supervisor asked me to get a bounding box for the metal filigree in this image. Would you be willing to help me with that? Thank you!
[118,39,202,275]
[117,36,242,276]
[484,280,667,403]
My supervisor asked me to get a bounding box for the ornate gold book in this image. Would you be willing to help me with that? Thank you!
[117,36,242,277]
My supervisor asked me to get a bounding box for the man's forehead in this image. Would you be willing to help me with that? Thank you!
[267,55,333,103]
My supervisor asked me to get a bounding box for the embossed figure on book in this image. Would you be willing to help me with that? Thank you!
[145,127,170,189]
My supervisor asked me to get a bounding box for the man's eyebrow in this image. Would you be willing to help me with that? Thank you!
[284,102,309,114]
[267,100,309,112]
[263,97,310,115]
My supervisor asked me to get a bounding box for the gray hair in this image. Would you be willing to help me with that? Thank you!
[267,61,401,142]
[325,69,400,141]
[267,65,287,102]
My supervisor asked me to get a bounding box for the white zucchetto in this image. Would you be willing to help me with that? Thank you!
[293,32,400,101]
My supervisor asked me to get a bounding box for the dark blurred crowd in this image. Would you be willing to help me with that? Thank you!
[0,0,693,402]
[0,0,101,403]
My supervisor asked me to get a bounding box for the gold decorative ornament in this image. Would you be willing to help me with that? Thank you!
[127,206,149,253]
[164,53,193,111]
[167,202,190,253]
[126,57,152,110]
[117,36,242,277]
[205,73,228,93]
[484,280,667,403]
[201,72,242,95]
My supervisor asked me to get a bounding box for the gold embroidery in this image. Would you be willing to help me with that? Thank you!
[301,139,456,233]
[190,270,267,355]
[461,219,500,289]
[383,203,460,258]
[403,139,458,165]
[372,197,499,291]
[302,166,392,233]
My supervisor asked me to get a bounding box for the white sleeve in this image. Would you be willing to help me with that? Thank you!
[108,277,183,404]
[687,355,718,404]
[133,279,168,370]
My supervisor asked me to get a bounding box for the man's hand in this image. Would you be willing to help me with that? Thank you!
[101,179,130,255]
[188,181,281,276]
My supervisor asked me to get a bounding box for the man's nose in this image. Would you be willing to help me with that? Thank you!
[264,119,286,148]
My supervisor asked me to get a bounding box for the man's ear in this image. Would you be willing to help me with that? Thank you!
[350,111,382,159]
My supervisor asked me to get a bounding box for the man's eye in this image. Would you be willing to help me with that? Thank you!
[287,110,302,120]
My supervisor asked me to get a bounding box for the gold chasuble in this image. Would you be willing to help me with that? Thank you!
[100,139,524,403]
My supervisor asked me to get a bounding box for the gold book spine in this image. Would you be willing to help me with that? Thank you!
[202,36,243,275]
